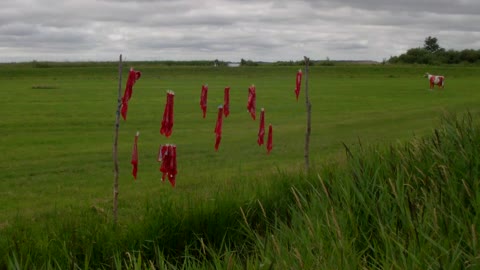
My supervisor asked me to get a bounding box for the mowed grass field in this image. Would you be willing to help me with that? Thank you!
[1,62,479,224]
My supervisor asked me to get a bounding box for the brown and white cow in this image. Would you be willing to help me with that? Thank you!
[424,72,445,89]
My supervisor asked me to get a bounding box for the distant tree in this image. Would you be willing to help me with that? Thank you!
[318,57,333,66]
[240,58,258,66]
[387,36,480,64]
[423,36,442,53]
[442,49,461,64]
[297,59,315,66]
[388,55,399,63]
[398,48,433,64]
[459,49,480,63]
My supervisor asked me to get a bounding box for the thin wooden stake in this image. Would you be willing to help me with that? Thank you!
[304,56,311,174]
[113,54,123,224]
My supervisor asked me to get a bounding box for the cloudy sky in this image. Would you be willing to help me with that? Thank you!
[1,0,479,62]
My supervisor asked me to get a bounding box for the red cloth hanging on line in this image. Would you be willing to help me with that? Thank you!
[247,85,256,120]
[158,145,167,163]
[200,84,208,118]
[294,69,302,101]
[257,108,265,146]
[160,90,175,137]
[168,145,177,187]
[158,144,177,187]
[158,145,169,181]
[121,68,142,120]
[223,87,230,118]
[131,131,139,179]
[267,124,273,154]
[214,105,224,151]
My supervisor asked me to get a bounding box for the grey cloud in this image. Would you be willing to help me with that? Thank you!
[0,25,93,51]
[307,0,480,15]
[0,0,479,62]
[0,23,39,36]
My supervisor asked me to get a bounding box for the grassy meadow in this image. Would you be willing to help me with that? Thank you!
[1,62,480,268]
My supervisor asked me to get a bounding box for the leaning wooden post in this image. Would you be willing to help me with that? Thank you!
[113,54,123,224]
[304,56,311,174]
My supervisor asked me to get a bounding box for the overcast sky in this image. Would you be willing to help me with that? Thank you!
[1,0,479,62]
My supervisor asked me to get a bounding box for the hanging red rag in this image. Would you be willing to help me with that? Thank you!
[168,145,177,187]
[200,84,208,118]
[294,69,302,101]
[223,87,230,117]
[131,131,139,179]
[121,68,142,120]
[257,108,265,146]
[158,144,177,187]
[267,124,273,154]
[159,144,170,181]
[160,91,175,137]
[214,105,224,151]
[157,145,167,163]
[247,85,256,120]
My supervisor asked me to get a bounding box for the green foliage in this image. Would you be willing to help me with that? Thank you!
[240,58,259,66]
[399,47,435,64]
[270,59,315,66]
[424,36,442,53]
[242,112,480,269]
[389,36,480,64]
[317,58,334,66]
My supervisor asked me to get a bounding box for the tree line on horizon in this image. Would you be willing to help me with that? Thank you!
[23,58,328,68]
[388,36,480,65]
[20,36,480,67]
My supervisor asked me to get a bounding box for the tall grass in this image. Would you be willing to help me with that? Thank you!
[2,112,479,269]
[0,170,300,269]
[245,111,480,269]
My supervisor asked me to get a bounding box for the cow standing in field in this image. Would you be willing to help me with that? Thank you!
[424,72,445,89]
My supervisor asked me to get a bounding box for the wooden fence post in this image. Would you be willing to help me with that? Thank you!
[113,54,123,224]
[304,56,311,174]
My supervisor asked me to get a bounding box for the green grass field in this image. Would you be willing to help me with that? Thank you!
[1,62,480,268]
[1,63,479,224]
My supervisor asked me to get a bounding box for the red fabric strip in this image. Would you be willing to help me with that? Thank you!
[247,85,256,120]
[294,69,302,101]
[160,91,175,137]
[121,69,141,120]
[131,132,139,179]
[257,108,265,146]
[168,145,177,187]
[200,84,208,118]
[214,106,224,151]
[223,87,230,117]
[267,124,273,154]
[158,144,177,187]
